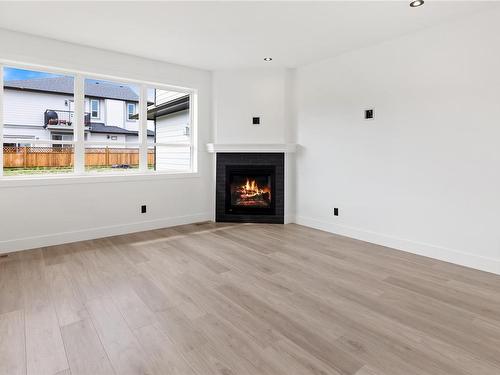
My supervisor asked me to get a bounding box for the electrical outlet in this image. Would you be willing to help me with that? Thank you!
[334,208,339,216]
[364,109,374,120]
[141,205,147,214]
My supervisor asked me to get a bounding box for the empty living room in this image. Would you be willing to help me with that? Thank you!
[1,1,500,374]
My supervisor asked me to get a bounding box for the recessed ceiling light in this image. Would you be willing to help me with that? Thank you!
[263,57,273,62]
[410,0,424,7]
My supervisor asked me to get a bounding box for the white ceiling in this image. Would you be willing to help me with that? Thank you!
[0,1,496,71]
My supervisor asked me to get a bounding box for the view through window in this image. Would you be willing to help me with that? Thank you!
[84,78,141,173]
[1,65,195,177]
[2,67,75,176]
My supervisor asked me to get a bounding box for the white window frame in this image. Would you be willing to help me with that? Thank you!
[90,98,100,119]
[0,60,198,181]
[126,102,137,121]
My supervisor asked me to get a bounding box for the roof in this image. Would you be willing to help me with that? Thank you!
[89,123,154,136]
[146,95,189,120]
[4,76,139,102]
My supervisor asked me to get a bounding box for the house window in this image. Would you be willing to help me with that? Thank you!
[1,63,196,178]
[90,99,100,118]
[1,66,75,176]
[127,102,137,121]
[52,134,73,148]
[147,87,193,172]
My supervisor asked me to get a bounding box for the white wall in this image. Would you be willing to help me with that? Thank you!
[86,132,126,145]
[294,9,500,274]
[212,67,296,222]
[213,68,291,144]
[0,28,213,253]
[3,127,48,143]
[4,89,72,129]
[105,99,125,129]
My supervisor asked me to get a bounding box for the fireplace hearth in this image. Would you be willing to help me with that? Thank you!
[216,153,284,223]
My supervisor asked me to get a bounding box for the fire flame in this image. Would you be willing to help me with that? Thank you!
[237,178,271,200]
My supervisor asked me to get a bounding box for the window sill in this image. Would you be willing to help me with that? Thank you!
[0,170,200,188]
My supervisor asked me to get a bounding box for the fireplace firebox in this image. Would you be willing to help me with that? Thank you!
[216,153,284,223]
[226,166,275,215]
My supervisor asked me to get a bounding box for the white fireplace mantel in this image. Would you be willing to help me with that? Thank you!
[206,143,297,153]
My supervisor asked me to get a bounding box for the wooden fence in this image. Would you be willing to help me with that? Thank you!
[3,146,155,169]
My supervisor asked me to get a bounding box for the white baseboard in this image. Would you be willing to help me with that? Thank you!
[0,212,212,254]
[4,212,498,276]
[294,215,500,276]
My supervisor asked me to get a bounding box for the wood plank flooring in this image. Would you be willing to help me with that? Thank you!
[1,222,500,375]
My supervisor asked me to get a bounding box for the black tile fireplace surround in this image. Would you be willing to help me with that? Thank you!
[216,152,284,224]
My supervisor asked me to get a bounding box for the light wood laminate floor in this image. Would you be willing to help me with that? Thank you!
[1,222,500,375]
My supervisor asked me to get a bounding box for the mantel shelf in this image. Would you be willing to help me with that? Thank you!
[206,143,297,153]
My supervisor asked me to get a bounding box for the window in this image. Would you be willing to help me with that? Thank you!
[52,134,73,148]
[1,63,196,178]
[127,102,136,121]
[90,99,100,118]
[2,66,75,176]
[147,87,193,172]
[3,135,35,148]
[84,78,140,173]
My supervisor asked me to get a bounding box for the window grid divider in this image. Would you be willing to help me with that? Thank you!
[190,92,197,172]
[0,64,3,177]
[139,85,148,172]
[74,74,85,174]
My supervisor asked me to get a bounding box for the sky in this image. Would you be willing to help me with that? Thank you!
[4,67,152,96]
[3,67,140,94]
[3,67,59,81]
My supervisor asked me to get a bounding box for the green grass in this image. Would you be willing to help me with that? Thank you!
[3,167,73,176]
[85,165,139,173]
[4,164,156,176]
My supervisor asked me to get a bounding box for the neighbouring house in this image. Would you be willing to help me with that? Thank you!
[2,76,190,149]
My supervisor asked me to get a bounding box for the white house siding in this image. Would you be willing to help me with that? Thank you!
[147,118,155,146]
[104,99,124,128]
[124,108,139,132]
[87,134,154,146]
[2,126,50,144]
[155,110,189,143]
[3,89,72,139]
[125,119,139,132]
[155,109,190,171]
[155,144,191,171]
[125,134,148,144]
[86,132,127,146]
